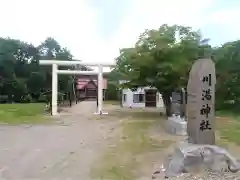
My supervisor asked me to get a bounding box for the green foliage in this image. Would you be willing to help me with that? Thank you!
[214,40,240,111]
[0,36,78,103]
[115,24,210,92]
[113,24,240,115]
[1,24,240,114]
[106,82,118,100]
[27,72,45,94]
[21,94,33,103]
[38,94,47,102]
[105,70,122,101]
[114,24,211,115]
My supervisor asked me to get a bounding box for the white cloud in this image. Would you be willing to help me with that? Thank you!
[109,0,216,52]
[109,0,240,58]
[0,0,108,63]
[203,7,240,43]
[0,0,240,66]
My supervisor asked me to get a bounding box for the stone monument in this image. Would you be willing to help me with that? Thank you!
[187,58,216,145]
[153,58,240,179]
[166,88,187,136]
[171,88,186,118]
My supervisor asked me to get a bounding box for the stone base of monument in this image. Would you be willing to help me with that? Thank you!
[156,142,240,179]
[166,116,187,136]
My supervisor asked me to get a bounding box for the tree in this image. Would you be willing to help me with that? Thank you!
[0,38,32,101]
[105,69,123,101]
[214,40,240,111]
[38,37,75,93]
[115,24,211,116]
[0,36,78,103]
[27,72,46,100]
[38,37,61,59]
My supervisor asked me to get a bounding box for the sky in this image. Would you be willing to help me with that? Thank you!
[0,0,240,65]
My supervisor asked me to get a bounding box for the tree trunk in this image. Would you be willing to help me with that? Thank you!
[68,92,72,107]
[119,89,123,107]
[162,92,172,117]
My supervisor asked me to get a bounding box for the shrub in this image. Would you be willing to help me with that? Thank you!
[21,94,33,103]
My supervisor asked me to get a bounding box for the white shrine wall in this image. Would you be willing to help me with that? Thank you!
[121,87,164,108]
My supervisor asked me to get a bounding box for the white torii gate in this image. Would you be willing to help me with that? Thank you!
[39,60,114,116]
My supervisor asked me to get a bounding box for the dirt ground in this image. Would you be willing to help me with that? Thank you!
[1,102,240,180]
[0,101,119,180]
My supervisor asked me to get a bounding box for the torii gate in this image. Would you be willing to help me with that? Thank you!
[39,60,114,116]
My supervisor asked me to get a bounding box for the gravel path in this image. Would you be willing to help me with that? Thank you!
[0,101,117,180]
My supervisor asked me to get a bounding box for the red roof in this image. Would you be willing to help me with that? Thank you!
[76,78,107,89]
[77,82,88,89]
[76,79,91,89]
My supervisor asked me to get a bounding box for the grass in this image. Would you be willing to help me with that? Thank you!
[91,111,173,180]
[0,103,49,125]
[92,108,240,179]
[216,110,240,120]
[216,110,240,145]
[92,107,240,179]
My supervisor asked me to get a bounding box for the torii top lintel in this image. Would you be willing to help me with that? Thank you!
[39,60,115,67]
